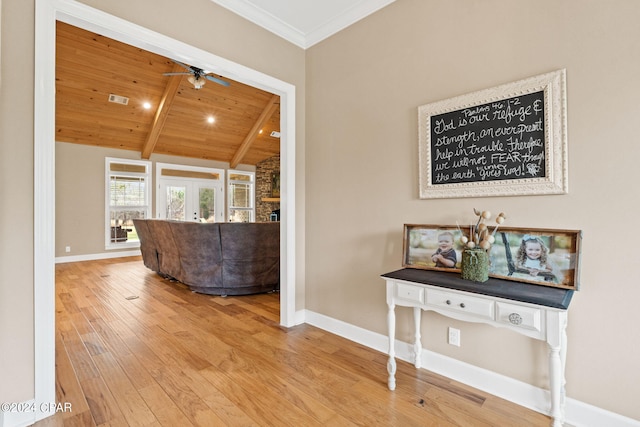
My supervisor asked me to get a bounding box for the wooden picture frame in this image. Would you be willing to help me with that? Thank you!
[403,224,582,290]
[418,70,568,199]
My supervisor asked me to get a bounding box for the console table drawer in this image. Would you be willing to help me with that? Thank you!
[395,283,424,304]
[426,289,494,320]
[496,302,542,332]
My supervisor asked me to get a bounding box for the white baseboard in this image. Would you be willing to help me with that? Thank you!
[292,309,307,326]
[303,310,640,427]
[55,250,141,264]
[0,399,36,427]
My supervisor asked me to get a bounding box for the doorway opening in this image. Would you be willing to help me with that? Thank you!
[35,0,297,420]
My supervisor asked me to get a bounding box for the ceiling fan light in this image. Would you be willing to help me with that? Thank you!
[188,75,206,89]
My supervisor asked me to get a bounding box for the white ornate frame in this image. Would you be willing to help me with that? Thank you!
[418,69,568,199]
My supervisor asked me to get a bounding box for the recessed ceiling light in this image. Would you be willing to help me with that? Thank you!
[207,116,215,124]
[143,102,152,110]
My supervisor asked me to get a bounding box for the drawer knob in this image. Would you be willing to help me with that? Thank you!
[460,303,466,308]
[446,300,451,305]
[508,313,523,325]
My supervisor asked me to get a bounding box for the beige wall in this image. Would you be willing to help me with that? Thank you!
[305,0,640,421]
[0,0,36,404]
[0,0,305,404]
[55,142,256,258]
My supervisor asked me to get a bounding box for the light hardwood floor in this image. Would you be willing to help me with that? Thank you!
[33,257,552,426]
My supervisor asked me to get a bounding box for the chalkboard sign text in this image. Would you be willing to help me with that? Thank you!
[430,91,546,185]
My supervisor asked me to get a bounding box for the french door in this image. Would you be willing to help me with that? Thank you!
[156,164,225,222]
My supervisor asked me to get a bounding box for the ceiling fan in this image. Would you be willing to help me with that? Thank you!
[163,60,231,89]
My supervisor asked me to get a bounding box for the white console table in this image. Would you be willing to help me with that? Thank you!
[382,269,573,427]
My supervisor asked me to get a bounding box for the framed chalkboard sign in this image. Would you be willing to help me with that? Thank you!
[418,70,568,198]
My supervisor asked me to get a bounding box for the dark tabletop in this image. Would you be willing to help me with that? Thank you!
[381,268,573,309]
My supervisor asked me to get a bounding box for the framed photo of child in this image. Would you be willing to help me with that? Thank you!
[403,225,465,271]
[402,224,582,290]
[488,227,582,290]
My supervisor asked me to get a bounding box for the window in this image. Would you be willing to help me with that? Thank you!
[105,158,152,249]
[228,170,255,222]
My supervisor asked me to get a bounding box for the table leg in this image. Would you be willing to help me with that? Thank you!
[548,344,563,427]
[413,306,422,369]
[560,317,568,421]
[387,302,396,391]
[548,312,567,427]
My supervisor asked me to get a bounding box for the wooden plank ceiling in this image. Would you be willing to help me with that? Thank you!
[55,21,280,166]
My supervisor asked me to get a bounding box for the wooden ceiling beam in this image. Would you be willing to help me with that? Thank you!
[141,65,183,159]
[230,94,279,168]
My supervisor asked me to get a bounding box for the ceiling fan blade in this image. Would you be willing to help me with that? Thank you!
[170,59,192,72]
[163,72,191,76]
[205,74,231,87]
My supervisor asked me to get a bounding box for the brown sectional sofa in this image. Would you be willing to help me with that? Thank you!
[134,219,279,296]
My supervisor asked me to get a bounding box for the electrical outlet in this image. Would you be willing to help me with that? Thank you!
[65,246,71,253]
[448,327,460,347]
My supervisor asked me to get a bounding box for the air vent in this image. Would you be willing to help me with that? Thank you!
[270,131,281,138]
[108,94,129,105]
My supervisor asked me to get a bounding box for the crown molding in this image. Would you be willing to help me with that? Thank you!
[209,0,396,49]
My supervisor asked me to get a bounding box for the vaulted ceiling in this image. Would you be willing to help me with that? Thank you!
[55,21,281,167]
